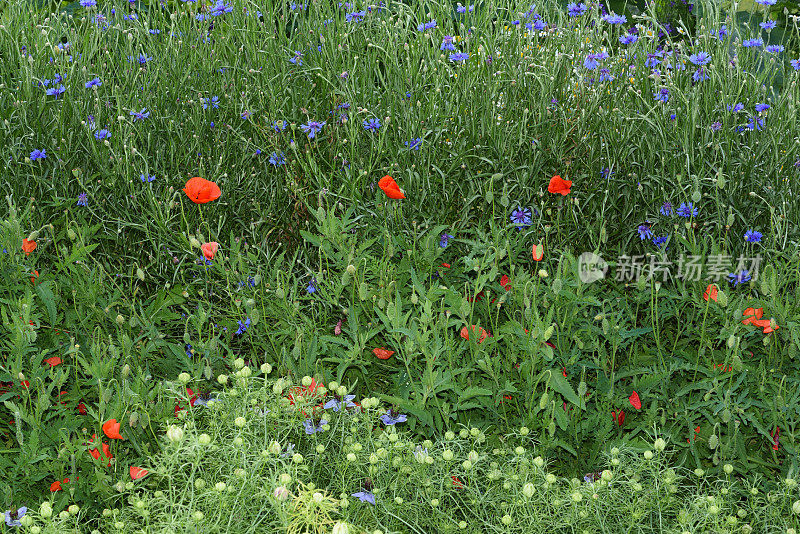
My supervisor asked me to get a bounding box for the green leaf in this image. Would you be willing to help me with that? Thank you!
[549,370,581,406]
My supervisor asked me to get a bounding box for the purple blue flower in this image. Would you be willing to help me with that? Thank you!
[676,202,698,218]
[744,230,762,243]
[352,491,376,505]
[440,233,454,248]
[323,395,356,412]
[510,207,533,229]
[77,192,88,207]
[303,418,328,434]
[301,121,325,139]
[380,410,407,425]
[4,508,27,527]
[30,149,46,161]
[728,270,752,287]
[235,317,251,335]
[363,118,381,131]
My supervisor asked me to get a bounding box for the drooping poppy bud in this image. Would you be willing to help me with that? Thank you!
[378,175,405,199]
[532,243,544,261]
[183,177,221,204]
[547,175,572,196]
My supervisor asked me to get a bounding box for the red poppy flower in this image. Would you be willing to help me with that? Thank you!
[771,426,780,451]
[703,284,718,302]
[50,478,69,492]
[22,238,37,255]
[88,435,113,466]
[440,263,451,269]
[686,426,701,443]
[752,317,779,334]
[130,466,149,481]
[44,357,62,367]
[183,177,221,204]
[611,410,625,427]
[547,175,572,195]
[467,290,485,303]
[378,175,405,199]
[741,307,763,325]
[500,275,511,291]
[31,270,39,284]
[286,379,324,405]
[532,243,544,261]
[20,380,29,389]
[451,476,464,489]
[201,241,219,261]
[460,325,489,344]
[373,347,394,360]
[102,419,124,440]
[77,402,87,415]
[628,390,641,410]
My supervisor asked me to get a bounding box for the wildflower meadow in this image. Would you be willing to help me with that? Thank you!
[1,0,800,531]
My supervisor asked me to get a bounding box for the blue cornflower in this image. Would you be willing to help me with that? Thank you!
[728,270,752,287]
[755,103,770,113]
[742,38,764,48]
[711,121,722,131]
[728,102,745,113]
[307,277,318,293]
[584,53,601,70]
[185,344,194,357]
[405,137,422,150]
[323,395,356,412]
[45,84,66,97]
[620,34,638,45]
[303,418,328,434]
[744,230,763,243]
[791,59,800,70]
[566,2,587,16]
[85,77,102,88]
[449,52,469,62]
[129,54,153,64]
[94,128,111,140]
[676,202,698,218]
[760,20,777,30]
[203,96,219,110]
[140,174,155,182]
[692,67,709,82]
[440,36,456,51]
[76,192,88,207]
[510,207,532,229]
[652,235,668,249]
[130,108,150,121]
[352,491,376,505]
[30,149,46,161]
[209,0,233,16]
[80,0,97,6]
[268,152,286,166]
[637,224,653,240]
[440,233,454,248]
[301,121,325,139]
[362,118,381,131]
[417,19,437,31]
[602,13,626,24]
[289,51,303,65]
[755,0,776,5]
[272,120,288,132]
[746,115,764,131]
[380,410,407,425]
[645,51,664,68]
[456,4,474,13]
[653,88,670,103]
[688,51,711,66]
[235,317,251,335]
[766,45,785,54]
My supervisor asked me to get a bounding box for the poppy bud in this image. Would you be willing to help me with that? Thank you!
[346,264,356,275]
[129,413,138,428]
[543,324,554,341]
[116,314,125,325]
[27,230,39,242]
[716,290,728,307]
[136,267,145,281]
[122,364,131,378]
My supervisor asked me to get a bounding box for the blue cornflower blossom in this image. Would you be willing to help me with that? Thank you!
[439,233,454,248]
[301,121,325,139]
[302,418,328,434]
[744,230,762,243]
[417,20,437,31]
[637,224,653,240]
[323,395,357,412]
[728,270,752,287]
[30,149,46,161]
[755,0,776,5]
[760,20,777,30]
[620,34,638,45]
[692,67,709,82]
[602,13,626,24]
[742,38,764,48]
[209,0,233,16]
[645,51,664,68]
[46,84,66,97]
[94,128,111,140]
[455,4,474,13]
[728,102,745,113]
[85,77,102,88]
[268,152,286,166]
[441,36,456,51]
[766,45,785,54]
[130,108,150,121]
[652,235,668,249]
[405,137,422,150]
[352,491,376,505]
[76,192,88,207]
[306,277,318,293]
[203,97,219,110]
[711,121,722,131]
[688,51,711,66]
[235,317,251,335]
[653,88,669,103]
[272,120,288,132]
[380,410,407,425]
[362,118,381,131]
[449,52,469,62]
[746,115,765,131]
[676,202,698,218]
[791,59,800,70]
[185,344,194,358]
[289,51,303,64]
[80,0,97,6]
[140,174,155,182]
[128,54,153,64]
[510,207,532,229]
[755,103,770,113]
[566,2,587,16]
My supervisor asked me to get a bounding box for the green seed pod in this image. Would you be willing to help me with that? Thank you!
[358,282,368,301]
[552,279,563,294]
[539,392,549,410]
[136,267,145,281]
[716,290,728,307]
[708,434,719,449]
[543,324,555,341]
[691,190,702,203]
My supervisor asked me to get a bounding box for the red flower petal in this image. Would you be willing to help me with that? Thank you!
[628,390,641,410]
